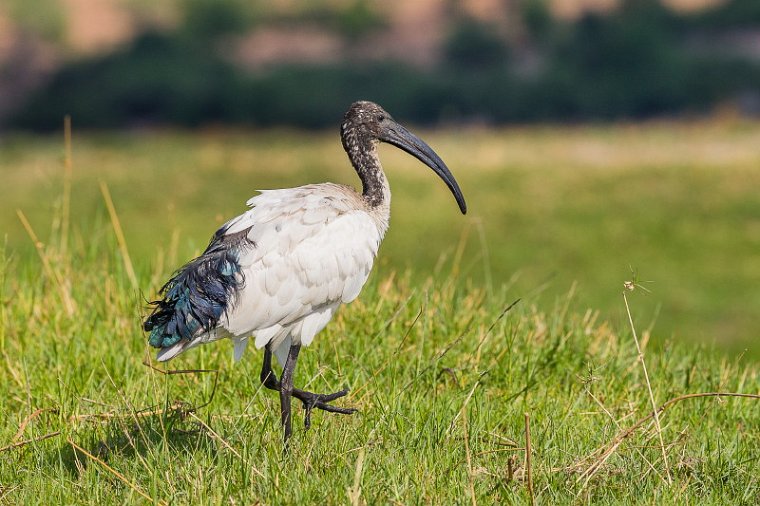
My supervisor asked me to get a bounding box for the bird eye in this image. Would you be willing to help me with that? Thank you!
[377,115,385,122]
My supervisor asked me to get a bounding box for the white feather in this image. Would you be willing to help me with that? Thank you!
[233,337,248,362]
[300,305,337,346]
[168,183,390,365]
[156,342,187,362]
[254,324,283,349]
[273,335,292,366]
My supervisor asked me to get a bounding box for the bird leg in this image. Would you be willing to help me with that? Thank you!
[259,345,282,390]
[260,345,357,435]
[279,343,299,442]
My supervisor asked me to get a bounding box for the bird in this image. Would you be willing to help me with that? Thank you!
[143,101,467,441]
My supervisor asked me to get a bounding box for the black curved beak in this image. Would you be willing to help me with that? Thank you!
[382,122,467,214]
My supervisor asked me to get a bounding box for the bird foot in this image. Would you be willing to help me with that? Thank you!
[262,371,356,429]
[260,350,356,433]
[294,388,357,429]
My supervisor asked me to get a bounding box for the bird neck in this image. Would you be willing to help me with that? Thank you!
[346,137,390,209]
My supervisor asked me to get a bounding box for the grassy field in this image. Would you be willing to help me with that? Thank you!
[1,121,759,503]
[2,120,760,355]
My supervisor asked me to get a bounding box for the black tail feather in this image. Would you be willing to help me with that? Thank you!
[144,226,253,349]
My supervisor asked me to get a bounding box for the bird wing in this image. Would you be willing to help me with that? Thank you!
[220,184,384,348]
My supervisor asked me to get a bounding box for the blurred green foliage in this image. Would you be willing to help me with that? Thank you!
[5,0,65,42]
[687,0,760,27]
[333,0,387,41]
[180,0,256,40]
[444,17,508,71]
[7,0,760,130]
[13,33,246,128]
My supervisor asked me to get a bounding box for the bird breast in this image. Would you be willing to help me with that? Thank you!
[220,183,389,347]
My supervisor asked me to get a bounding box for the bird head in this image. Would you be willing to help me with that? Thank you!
[342,101,467,214]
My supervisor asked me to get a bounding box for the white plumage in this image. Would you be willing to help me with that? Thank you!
[156,184,388,364]
[228,184,387,363]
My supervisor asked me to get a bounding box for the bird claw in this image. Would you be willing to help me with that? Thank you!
[259,351,356,433]
[299,388,357,429]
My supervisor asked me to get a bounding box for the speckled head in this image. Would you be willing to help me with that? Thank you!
[341,101,392,149]
[341,101,467,214]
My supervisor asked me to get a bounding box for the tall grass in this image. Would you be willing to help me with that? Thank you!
[1,133,758,503]
[3,122,760,357]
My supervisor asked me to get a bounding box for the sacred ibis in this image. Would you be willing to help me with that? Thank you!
[144,101,467,441]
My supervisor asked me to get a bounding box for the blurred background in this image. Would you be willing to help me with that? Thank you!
[2,0,760,128]
[1,0,759,357]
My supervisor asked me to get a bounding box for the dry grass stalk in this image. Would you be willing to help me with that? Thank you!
[99,180,139,290]
[0,431,62,453]
[68,438,167,505]
[189,412,266,480]
[187,412,247,464]
[463,406,477,506]
[61,115,72,257]
[69,400,191,422]
[141,359,220,411]
[583,388,663,482]
[16,210,76,316]
[524,413,535,505]
[574,392,760,486]
[347,446,366,506]
[352,305,423,397]
[623,281,671,484]
[13,408,57,442]
[449,380,481,433]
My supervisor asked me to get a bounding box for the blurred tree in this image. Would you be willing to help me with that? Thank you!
[444,18,509,70]
[5,0,65,43]
[542,0,693,118]
[6,0,760,129]
[180,0,256,41]
[684,0,760,28]
[334,0,386,41]
[521,0,554,40]
[11,32,244,129]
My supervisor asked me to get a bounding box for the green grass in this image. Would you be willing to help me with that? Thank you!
[1,122,759,503]
[2,121,760,356]
[1,232,758,503]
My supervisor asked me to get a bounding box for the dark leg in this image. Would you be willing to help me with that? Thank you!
[259,345,357,433]
[260,345,279,390]
[279,344,301,442]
